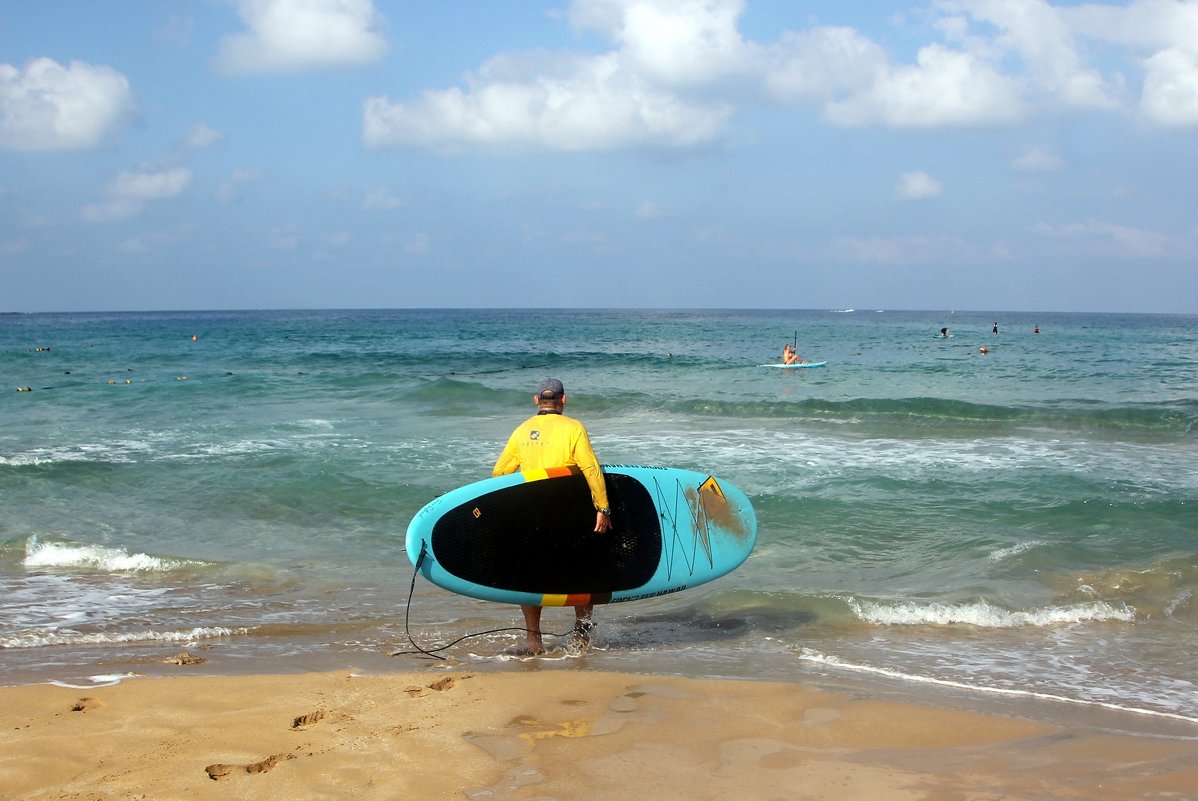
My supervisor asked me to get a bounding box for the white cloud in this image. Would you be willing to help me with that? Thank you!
[1140,47,1198,125]
[936,0,1117,109]
[835,235,947,264]
[266,224,299,250]
[833,233,1004,264]
[362,188,404,210]
[186,123,225,149]
[364,50,732,150]
[83,167,192,222]
[824,44,1025,127]
[82,198,141,223]
[1047,0,1198,124]
[635,200,662,218]
[1014,146,1064,171]
[1063,0,1198,53]
[763,26,888,102]
[1035,219,1183,257]
[118,236,151,253]
[111,168,191,200]
[364,0,743,150]
[216,168,264,202]
[692,225,730,245]
[215,0,387,74]
[572,0,755,87]
[363,0,1198,151]
[404,233,430,253]
[897,171,944,200]
[2,237,30,256]
[0,57,134,150]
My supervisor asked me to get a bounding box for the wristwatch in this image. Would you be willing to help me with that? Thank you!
[597,507,611,516]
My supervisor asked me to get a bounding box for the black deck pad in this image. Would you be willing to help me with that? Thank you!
[430,473,662,594]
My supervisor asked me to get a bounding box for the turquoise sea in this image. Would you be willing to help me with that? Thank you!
[2,309,1196,730]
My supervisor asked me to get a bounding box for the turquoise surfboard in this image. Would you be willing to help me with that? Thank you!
[405,465,757,606]
[759,361,827,368]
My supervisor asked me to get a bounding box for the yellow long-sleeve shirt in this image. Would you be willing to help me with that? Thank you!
[492,411,609,510]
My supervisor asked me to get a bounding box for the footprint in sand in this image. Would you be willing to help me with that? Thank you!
[204,705,331,780]
[404,674,471,697]
[291,710,327,730]
[70,698,104,712]
[205,753,294,781]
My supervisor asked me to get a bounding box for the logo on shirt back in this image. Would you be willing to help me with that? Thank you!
[530,430,540,441]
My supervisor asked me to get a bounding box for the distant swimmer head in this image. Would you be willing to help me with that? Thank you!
[979,346,989,354]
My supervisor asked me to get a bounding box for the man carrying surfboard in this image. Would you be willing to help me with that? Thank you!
[492,378,612,654]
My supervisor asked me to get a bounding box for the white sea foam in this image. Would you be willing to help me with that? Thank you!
[2,626,248,649]
[295,418,336,429]
[49,673,139,689]
[988,541,1045,562]
[1,443,142,466]
[603,424,1198,495]
[847,597,1136,627]
[1165,590,1193,619]
[797,648,1198,724]
[23,537,203,573]
[195,439,281,457]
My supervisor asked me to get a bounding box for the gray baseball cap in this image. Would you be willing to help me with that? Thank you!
[536,378,565,399]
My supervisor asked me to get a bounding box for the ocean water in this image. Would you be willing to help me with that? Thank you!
[3,309,1196,728]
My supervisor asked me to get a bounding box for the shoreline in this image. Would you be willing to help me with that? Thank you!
[7,632,1197,739]
[7,634,1198,736]
[4,663,1197,800]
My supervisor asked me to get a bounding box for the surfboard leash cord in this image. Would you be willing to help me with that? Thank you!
[391,541,577,660]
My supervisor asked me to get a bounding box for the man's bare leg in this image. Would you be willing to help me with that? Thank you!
[573,604,594,645]
[520,604,544,654]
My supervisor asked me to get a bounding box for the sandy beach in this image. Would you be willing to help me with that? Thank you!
[3,664,1197,801]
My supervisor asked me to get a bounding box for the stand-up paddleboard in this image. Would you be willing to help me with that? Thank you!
[759,361,827,368]
[406,465,756,606]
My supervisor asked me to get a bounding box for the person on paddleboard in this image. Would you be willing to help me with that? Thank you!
[782,343,804,365]
[492,377,611,654]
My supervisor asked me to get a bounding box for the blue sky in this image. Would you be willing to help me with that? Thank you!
[2,0,1197,313]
